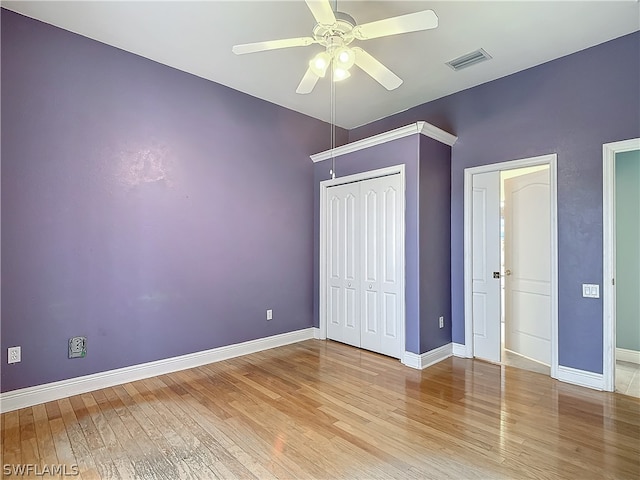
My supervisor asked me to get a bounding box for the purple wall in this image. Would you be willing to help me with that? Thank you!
[1,10,346,392]
[350,32,640,374]
[419,136,452,352]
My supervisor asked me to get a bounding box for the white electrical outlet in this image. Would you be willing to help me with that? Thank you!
[8,346,21,364]
[266,309,273,321]
[439,316,444,329]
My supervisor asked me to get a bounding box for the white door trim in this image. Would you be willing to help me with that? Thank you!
[463,154,559,378]
[319,165,406,357]
[602,138,640,392]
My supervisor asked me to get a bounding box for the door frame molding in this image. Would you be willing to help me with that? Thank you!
[602,138,640,392]
[318,164,406,358]
[463,154,559,378]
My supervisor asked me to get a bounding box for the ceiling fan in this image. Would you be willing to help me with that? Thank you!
[232,0,438,94]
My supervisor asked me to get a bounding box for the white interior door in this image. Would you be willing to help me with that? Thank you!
[327,182,361,348]
[326,173,403,359]
[360,175,403,358]
[504,169,551,365]
[472,171,502,363]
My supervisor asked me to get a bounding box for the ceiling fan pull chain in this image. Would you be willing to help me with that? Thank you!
[330,62,336,179]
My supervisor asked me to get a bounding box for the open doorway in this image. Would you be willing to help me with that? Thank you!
[603,145,640,396]
[464,154,558,379]
[603,139,640,396]
[614,150,640,396]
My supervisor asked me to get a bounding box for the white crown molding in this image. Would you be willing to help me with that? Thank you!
[416,122,459,147]
[310,121,457,162]
[0,328,315,413]
[556,365,604,391]
[402,343,453,370]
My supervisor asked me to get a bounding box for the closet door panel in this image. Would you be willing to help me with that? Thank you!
[361,180,380,352]
[363,189,378,283]
[362,175,403,358]
[384,293,398,338]
[383,185,398,284]
[326,173,403,359]
[327,183,360,348]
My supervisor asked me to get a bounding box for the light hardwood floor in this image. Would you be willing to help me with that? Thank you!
[2,340,639,479]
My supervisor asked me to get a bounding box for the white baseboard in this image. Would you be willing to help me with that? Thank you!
[0,328,315,413]
[557,365,604,391]
[403,343,452,370]
[452,343,470,358]
[312,327,323,339]
[617,347,640,365]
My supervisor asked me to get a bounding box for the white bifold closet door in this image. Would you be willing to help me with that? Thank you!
[327,174,403,359]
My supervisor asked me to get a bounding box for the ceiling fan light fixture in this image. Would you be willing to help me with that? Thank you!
[309,51,331,77]
[333,66,351,82]
[334,46,355,70]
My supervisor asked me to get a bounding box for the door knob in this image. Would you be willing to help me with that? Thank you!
[369,284,372,289]
[505,269,512,276]
[348,282,351,287]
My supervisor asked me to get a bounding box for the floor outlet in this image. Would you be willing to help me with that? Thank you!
[8,346,21,364]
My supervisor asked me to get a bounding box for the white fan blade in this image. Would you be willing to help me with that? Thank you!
[296,67,320,94]
[353,48,403,90]
[305,0,336,25]
[353,10,438,40]
[232,37,315,55]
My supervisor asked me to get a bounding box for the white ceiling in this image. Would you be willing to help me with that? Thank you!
[3,1,639,129]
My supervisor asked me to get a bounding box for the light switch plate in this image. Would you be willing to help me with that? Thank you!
[582,284,600,298]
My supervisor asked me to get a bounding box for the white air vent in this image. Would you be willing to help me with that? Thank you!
[446,48,492,71]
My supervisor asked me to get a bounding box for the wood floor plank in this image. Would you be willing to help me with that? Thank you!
[112,383,195,480]
[31,403,59,470]
[58,397,101,480]
[81,392,135,479]
[102,385,176,480]
[2,339,639,480]
[47,416,81,479]
[2,410,21,470]
[17,406,40,479]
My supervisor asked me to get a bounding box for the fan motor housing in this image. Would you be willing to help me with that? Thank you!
[313,11,356,46]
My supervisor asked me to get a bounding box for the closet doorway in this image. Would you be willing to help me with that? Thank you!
[319,165,405,359]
